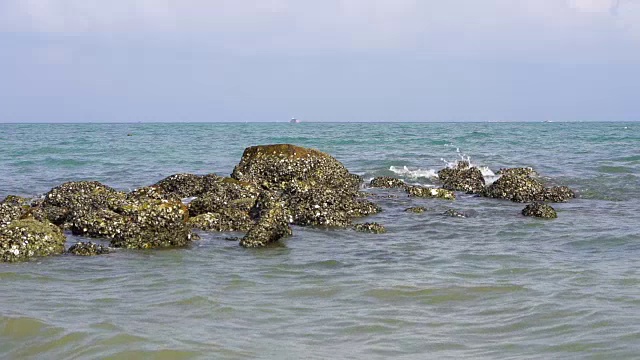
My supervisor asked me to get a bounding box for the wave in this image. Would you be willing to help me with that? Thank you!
[389,166,438,180]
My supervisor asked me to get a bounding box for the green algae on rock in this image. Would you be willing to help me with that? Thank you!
[67,242,111,256]
[231,144,361,191]
[406,186,456,200]
[522,202,557,219]
[0,219,66,262]
[353,222,386,234]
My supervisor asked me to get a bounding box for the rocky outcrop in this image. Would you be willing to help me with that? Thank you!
[231,144,361,191]
[437,161,485,193]
[0,219,66,262]
[188,178,260,216]
[406,186,455,200]
[522,202,557,219]
[482,172,545,203]
[369,177,407,189]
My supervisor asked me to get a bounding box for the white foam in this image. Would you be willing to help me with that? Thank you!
[440,148,500,184]
[389,166,438,180]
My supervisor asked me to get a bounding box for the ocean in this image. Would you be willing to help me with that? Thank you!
[1,122,639,359]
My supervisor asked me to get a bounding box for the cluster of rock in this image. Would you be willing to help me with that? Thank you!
[1,143,577,263]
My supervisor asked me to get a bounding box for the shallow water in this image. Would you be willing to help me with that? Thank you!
[1,122,639,359]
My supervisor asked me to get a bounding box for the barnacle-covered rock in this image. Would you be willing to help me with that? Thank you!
[522,202,557,219]
[404,206,426,213]
[188,178,260,216]
[0,219,66,262]
[69,209,127,238]
[443,209,469,218]
[284,185,381,227]
[353,222,386,234]
[482,173,545,203]
[438,162,485,193]
[1,202,27,228]
[406,186,455,200]
[543,186,575,203]
[109,198,193,249]
[497,167,537,177]
[40,181,126,225]
[1,195,29,207]
[240,200,292,248]
[369,177,407,189]
[126,186,181,202]
[231,144,361,191]
[67,242,111,256]
[188,209,254,232]
[153,173,217,198]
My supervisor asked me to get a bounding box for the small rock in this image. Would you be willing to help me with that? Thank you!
[67,242,111,256]
[404,206,426,213]
[522,203,557,219]
[369,177,407,189]
[352,222,386,234]
[406,186,455,200]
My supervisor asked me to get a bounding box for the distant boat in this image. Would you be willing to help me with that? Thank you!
[290,118,301,123]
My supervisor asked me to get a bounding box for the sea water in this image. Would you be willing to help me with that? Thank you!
[1,122,639,359]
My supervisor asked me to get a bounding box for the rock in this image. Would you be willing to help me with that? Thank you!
[188,209,254,232]
[126,186,181,202]
[482,173,545,203]
[153,173,222,198]
[0,202,27,228]
[522,202,557,219]
[109,198,194,249]
[188,178,260,216]
[240,200,292,248]
[438,162,485,193]
[284,185,380,227]
[443,209,469,218]
[69,208,127,239]
[0,219,66,262]
[543,186,575,202]
[404,206,426,213]
[406,186,455,200]
[67,242,111,256]
[1,195,29,207]
[369,177,407,189]
[40,181,126,226]
[231,144,361,191]
[353,222,386,234]
[497,167,537,177]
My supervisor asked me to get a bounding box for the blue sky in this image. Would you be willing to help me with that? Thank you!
[1,0,639,122]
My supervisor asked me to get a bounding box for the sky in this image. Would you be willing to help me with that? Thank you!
[0,0,639,122]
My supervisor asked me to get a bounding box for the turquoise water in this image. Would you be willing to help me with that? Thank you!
[1,122,639,359]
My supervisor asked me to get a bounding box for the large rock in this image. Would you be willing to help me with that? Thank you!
[0,219,66,262]
[38,181,126,226]
[482,173,545,203]
[231,144,361,191]
[437,161,485,194]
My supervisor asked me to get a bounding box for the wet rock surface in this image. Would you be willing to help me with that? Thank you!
[437,162,485,194]
[404,206,426,213]
[369,177,407,189]
[68,242,111,256]
[522,203,557,219]
[543,186,576,202]
[482,172,545,203]
[406,186,456,200]
[188,178,259,216]
[153,173,207,198]
[0,219,66,262]
[353,222,386,234]
[240,199,292,248]
[188,209,254,232]
[231,144,361,191]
